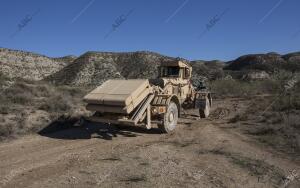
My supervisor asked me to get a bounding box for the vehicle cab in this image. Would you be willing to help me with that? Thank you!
[153,60,194,103]
[159,60,192,80]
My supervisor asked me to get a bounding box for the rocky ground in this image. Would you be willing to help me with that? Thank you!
[0,97,299,188]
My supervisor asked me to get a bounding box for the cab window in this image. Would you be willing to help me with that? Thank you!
[161,66,180,77]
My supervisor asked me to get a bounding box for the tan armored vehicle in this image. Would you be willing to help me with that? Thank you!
[83,59,212,133]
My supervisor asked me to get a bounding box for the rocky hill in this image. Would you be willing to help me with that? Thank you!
[52,55,77,65]
[46,51,227,86]
[190,60,225,81]
[46,51,175,86]
[0,47,223,86]
[1,47,299,86]
[0,48,73,80]
[282,52,300,61]
[224,52,300,72]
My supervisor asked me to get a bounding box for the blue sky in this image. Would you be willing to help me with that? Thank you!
[0,0,299,61]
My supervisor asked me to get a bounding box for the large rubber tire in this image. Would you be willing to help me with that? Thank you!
[158,102,178,133]
[77,117,87,126]
[199,98,210,118]
[112,124,123,130]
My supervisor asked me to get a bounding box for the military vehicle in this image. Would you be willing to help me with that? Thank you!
[83,59,212,133]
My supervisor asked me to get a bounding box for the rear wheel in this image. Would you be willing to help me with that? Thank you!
[158,102,178,133]
[199,98,210,118]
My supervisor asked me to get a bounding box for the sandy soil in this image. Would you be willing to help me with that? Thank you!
[0,98,299,188]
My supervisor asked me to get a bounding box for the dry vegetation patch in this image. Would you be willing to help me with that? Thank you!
[220,79,300,156]
[0,76,90,141]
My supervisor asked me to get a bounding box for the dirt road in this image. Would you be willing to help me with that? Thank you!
[0,99,299,188]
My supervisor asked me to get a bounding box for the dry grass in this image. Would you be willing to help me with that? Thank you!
[210,79,281,98]
[228,81,300,156]
[213,75,300,156]
[0,78,90,141]
[209,149,285,186]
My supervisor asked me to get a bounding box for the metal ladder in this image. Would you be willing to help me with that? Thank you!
[130,94,154,129]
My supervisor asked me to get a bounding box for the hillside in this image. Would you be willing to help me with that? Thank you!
[1,47,300,86]
[46,51,174,86]
[46,51,227,86]
[0,48,73,80]
[0,47,224,86]
[190,60,225,81]
[52,55,77,65]
[225,52,300,72]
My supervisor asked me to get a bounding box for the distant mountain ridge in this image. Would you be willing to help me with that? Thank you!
[225,52,300,72]
[0,47,299,86]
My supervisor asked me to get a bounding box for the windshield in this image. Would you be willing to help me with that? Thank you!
[161,67,180,77]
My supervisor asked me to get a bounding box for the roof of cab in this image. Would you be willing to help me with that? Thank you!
[160,59,191,68]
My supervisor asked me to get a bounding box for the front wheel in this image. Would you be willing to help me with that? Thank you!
[158,102,178,133]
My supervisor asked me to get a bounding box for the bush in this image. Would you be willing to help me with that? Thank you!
[2,82,36,105]
[0,123,14,139]
[210,79,282,98]
[0,114,25,140]
[282,61,300,72]
[0,79,88,141]
[39,95,72,113]
[0,72,7,83]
